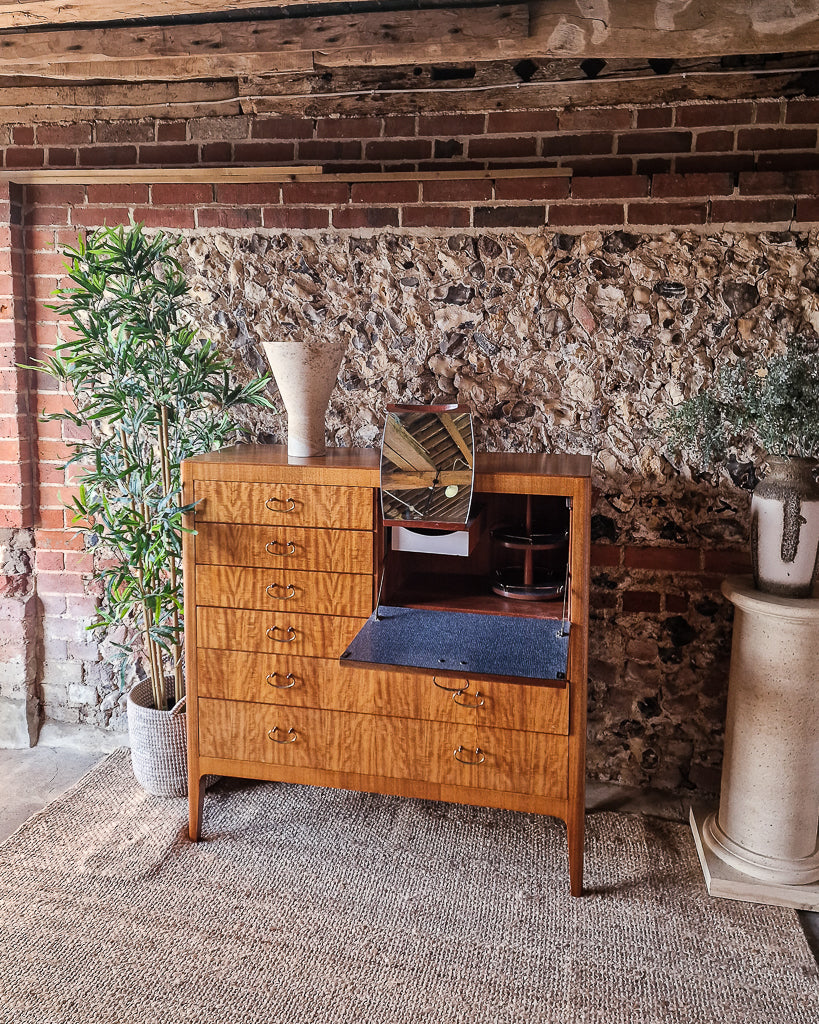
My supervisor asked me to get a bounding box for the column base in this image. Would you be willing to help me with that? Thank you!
[691,806,819,911]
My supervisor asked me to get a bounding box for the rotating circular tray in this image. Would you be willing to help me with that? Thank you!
[491,567,566,601]
[491,527,569,551]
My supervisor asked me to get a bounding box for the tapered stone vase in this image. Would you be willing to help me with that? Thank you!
[262,340,347,458]
[751,456,819,597]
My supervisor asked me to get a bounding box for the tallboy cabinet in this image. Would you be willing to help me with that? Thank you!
[182,444,591,896]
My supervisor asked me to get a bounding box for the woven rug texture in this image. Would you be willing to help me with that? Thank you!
[0,748,817,1024]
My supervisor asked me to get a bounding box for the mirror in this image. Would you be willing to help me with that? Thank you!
[380,403,475,529]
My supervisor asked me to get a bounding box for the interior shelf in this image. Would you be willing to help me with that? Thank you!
[386,571,567,620]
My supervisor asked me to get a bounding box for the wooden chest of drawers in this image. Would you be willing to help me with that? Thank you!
[183,445,591,895]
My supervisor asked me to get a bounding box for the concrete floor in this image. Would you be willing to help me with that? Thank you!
[1,745,817,964]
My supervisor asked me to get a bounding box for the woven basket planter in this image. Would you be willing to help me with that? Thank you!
[127,679,189,797]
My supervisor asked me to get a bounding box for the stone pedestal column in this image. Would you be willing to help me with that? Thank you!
[691,575,819,908]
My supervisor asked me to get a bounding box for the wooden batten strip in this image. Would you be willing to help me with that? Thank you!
[0,167,572,185]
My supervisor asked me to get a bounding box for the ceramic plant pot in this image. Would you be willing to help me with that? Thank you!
[262,339,347,458]
[751,456,819,597]
[127,678,188,797]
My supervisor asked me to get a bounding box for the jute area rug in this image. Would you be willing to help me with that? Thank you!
[0,750,817,1024]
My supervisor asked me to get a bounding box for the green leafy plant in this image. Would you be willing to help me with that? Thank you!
[664,337,819,469]
[32,224,273,712]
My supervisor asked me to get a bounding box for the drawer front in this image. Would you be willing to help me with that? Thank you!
[198,650,569,735]
[194,480,374,531]
[196,565,373,619]
[199,698,566,799]
[197,607,367,659]
[195,522,373,574]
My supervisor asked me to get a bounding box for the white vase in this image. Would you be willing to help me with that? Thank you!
[262,340,346,458]
[751,456,819,597]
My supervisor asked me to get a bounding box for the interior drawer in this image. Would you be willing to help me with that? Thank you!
[195,522,373,574]
[194,480,374,530]
[197,607,367,658]
[197,650,569,735]
[195,565,373,619]
[198,698,567,799]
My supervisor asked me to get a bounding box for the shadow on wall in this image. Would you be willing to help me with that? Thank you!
[179,227,814,794]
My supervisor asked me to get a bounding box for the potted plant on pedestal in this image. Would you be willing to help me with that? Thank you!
[665,336,819,597]
[34,223,273,795]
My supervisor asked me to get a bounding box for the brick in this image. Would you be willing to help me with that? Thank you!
[652,173,734,197]
[590,543,621,567]
[754,101,782,124]
[45,148,78,167]
[151,183,213,205]
[316,117,382,138]
[420,114,486,136]
[676,103,753,127]
[710,198,794,223]
[12,126,35,145]
[136,143,196,164]
[796,197,819,221]
[622,590,661,613]
[156,120,186,142]
[364,139,430,162]
[637,158,672,178]
[560,108,631,132]
[567,156,633,176]
[77,145,137,166]
[69,207,132,228]
[351,181,419,204]
[547,202,624,227]
[739,170,819,195]
[486,111,559,135]
[756,152,819,172]
[35,550,64,571]
[701,549,752,574]
[785,99,819,124]
[187,115,250,142]
[216,182,283,205]
[297,140,359,163]
[280,181,347,204]
[694,130,735,152]
[541,133,614,157]
[332,207,399,229]
[201,142,232,163]
[676,153,755,175]
[196,208,262,229]
[590,591,617,610]
[434,139,464,159]
[382,116,416,138]
[5,148,45,168]
[423,178,492,203]
[401,206,470,228]
[473,205,545,228]
[95,120,154,144]
[85,184,150,204]
[26,251,71,278]
[262,207,330,229]
[571,175,649,199]
[624,546,699,571]
[493,176,569,201]
[617,131,692,155]
[235,141,296,162]
[627,201,707,225]
[665,593,689,613]
[37,123,93,145]
[737,127,817,150]
[33,529,84,551]
[636,107,673,129]
[468,137,537,160]
[252,117,314,140]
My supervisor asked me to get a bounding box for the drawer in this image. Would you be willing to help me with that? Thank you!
[194,480,374,530]
[195,565,373,619]
[197,607,367,659]
[198,698,567,799]
[195,522,373,574]
[198,650,569,735]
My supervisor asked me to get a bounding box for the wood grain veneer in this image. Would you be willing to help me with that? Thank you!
[193,479,374,530]
[195,522,374,574]
[197,607,367,658]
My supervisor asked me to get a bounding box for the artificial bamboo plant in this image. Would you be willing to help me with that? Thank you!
[35,224,272,712]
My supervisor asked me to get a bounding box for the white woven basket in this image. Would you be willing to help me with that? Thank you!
[127,679,189,797]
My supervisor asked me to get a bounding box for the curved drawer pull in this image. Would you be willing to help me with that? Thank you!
[266,626,297,643]
[265,540,296,556]
[265,497,296,512]
[268,726,297,743]
[453,745,485,765]
[266,672,296,689]
[453,690,484,708]
[433,675,468,692]
[266,583,296,601]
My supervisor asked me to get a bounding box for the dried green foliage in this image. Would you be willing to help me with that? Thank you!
[664,337,819,470]
[32,224,273,710]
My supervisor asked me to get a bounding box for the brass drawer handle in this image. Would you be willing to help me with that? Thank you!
[268,726,297,743]
[266,583,296,600]
[265,497,296,512]
[454,746,485,765]
[433,675,468,692]
[266,626,297,643]
[266,672,296,689]
[265,540,296,556]
[453,690,484,708]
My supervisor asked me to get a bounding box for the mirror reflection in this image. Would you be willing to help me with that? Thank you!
[380,403,475,529]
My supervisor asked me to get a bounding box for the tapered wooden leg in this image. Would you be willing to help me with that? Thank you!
[188,774,205,841]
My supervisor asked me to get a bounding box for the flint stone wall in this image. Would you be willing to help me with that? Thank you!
[171,226,815,792]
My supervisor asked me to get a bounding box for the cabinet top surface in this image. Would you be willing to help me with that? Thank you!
[183,444,592,485]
